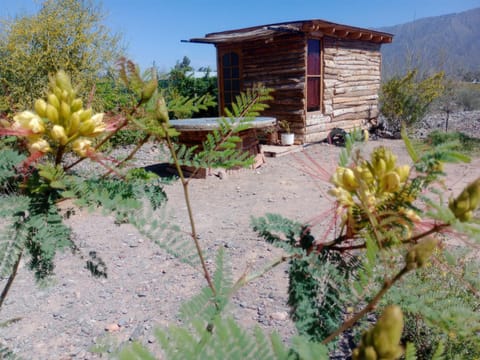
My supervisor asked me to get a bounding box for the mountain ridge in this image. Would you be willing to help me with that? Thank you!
[377,7,480,78]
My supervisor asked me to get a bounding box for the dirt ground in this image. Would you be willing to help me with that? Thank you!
[0,138,479,359]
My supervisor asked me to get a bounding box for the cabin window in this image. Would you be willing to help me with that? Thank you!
[221,51,241,110]
[307,39,322,112]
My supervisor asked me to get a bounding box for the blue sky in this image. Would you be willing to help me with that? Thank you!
[3,0,480,72]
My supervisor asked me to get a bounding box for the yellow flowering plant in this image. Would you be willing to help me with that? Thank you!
[0,68,168,321]
[9,70,108,164]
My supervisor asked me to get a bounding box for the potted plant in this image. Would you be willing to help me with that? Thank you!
[279,120,294,145]
[258,125,279,145]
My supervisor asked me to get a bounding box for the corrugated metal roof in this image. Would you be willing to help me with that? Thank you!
[189,19,393,44]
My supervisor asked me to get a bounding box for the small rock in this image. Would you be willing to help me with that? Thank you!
[270,311,289,321]
[105,323,120,332]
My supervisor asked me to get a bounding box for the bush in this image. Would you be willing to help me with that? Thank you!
[427,130,480,156]
[380,70,445,132]
[455,83,480,111]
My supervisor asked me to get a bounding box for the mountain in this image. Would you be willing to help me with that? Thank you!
[378,7,480,78]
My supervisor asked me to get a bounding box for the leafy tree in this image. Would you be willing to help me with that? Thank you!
[0,0,123,113]
[379,70,445,133]
[159,56,218,118]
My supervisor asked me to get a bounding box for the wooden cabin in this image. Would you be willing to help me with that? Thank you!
[189,20,393,143]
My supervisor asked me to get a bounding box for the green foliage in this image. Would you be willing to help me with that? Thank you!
[0,342,20,359]
[455,82,480,111]
[252,214,359,343]
[174,86,273,171]
[0,0,123,112]
[106,128,147,148]
[70,169,167,223]
[159,56,218,119]
[380,70,445,132]
[179,248,232,324]
[95,74,137,112]
[0,148,25,193]
[382,249,480,359]
[120,249,330,360]
[425,130,480,156]
[253,127,479,359]
[0,183,72,281]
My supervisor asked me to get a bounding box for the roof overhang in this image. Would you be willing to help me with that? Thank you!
[188,19,393,45]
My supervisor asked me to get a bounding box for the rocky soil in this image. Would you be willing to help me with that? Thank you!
[0,111,479,359]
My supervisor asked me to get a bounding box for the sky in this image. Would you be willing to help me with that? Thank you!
[2,0,480,73]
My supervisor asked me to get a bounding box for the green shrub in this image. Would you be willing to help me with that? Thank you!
[426,130,480,156]
[380,70,445,132]
[455,83,480,111]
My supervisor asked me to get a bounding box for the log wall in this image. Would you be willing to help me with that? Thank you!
[305,37,382,142]
[217,34,383,144]
[217,33,307,142]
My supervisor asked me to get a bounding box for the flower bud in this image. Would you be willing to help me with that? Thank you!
[68,112,81,136]
[372,305,404,358]
[406,238,439,269]
[46,104,59,124]
[155,96,169,124]
[28,138,51,154]
[449,178,480,222]
[71,98,83,112]
[51,125,68,145]
[89,113,106,135]
[28,116,45,134]
[34,99,48,118]
[55,70,72,91]
[382,172,401,193]
[60,101,71,122]
[72,138,92,157]
[342,168,359,191]
[373,158,386,176]
[363,346,378,360]
[363,129,369,142]
[353,305,404,360]
[395,165,410,183]
[78,119,95,136]
[141,78,157,102]
[47,93,60,109]
[79,108,93,122]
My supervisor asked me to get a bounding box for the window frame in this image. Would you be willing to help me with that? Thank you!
[306,38,324,113]
[218,48,242,114]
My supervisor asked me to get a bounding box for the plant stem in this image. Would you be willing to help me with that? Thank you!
[161,123,216,297]
[232,254,293,292]
[101,134,151,177]
[55,145,65,166]
[321,266,409,345]
[0,251,23,310]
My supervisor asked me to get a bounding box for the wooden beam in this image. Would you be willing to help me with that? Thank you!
[361,33,373,40]
[335,30,350,37]
[348,32,363,40]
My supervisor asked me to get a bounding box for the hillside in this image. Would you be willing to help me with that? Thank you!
[378,7,480,78]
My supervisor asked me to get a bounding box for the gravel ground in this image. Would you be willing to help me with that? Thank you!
[0,111,479,359]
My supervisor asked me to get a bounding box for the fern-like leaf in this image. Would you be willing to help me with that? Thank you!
[174,86,272,171]
[179,248,232,324]
[404,342,417,360]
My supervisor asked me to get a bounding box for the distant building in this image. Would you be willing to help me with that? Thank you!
[189,19,393,143]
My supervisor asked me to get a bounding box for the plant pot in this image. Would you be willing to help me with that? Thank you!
[281,133,294,146]
[265,131,279,145]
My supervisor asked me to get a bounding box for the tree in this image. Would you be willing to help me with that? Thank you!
[0,0,123,113]
[159,56,218,118]
[379,69,445,133]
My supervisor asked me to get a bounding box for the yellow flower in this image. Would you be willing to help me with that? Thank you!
[72,139,93,157]
[90,113,106,135]
[51,125,68,145]
[28,138,51,153]
[13,111,45,134]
